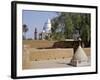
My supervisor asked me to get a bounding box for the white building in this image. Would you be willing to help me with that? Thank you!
[39,18,52,40]
[44,18,51,33]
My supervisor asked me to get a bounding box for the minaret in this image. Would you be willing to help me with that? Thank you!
[34,28,37,40]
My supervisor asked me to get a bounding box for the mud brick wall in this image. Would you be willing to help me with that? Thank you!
[29,48,73,61]
[23,48,90,61]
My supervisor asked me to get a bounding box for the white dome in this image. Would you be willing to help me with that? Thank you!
[47,18,51,24]
[45,18,51,33]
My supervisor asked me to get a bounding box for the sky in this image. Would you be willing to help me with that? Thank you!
[22,10,58,39]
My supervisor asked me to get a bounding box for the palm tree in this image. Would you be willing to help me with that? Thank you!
[23,24,28,40]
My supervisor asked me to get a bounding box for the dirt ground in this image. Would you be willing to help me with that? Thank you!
[23,57,91,69]
[22,48,90,69]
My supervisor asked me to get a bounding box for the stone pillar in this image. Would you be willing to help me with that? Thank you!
[70,38,88,67]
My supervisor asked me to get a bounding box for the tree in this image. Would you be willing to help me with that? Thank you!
[51,12,91,47]
[23,24,28,40]
[64,13,74,39]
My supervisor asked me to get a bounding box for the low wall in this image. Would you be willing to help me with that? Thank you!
[83,48,90,56]
[29,48,73,61]
[23,48,90,61]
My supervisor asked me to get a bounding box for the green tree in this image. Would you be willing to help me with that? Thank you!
[51,12,91,46]
[64,13,74,39]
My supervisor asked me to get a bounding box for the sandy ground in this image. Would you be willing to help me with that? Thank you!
[23,57,91,70]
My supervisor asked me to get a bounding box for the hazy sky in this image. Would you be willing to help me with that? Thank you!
[22,10,58,39]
